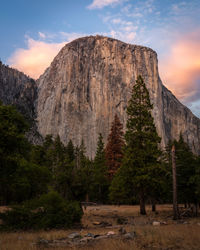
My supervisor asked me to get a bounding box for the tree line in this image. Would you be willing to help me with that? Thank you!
[0,76,200,229]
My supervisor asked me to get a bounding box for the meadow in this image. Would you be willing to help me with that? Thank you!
[1,204,200,250]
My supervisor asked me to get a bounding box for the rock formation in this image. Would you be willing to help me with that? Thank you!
[0,61,41,143]
[36,36,200,157]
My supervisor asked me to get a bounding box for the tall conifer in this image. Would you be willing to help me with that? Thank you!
[122,75,162,214]
[105,114,124,179]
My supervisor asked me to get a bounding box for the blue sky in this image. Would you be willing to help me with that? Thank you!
[0,0,200,116]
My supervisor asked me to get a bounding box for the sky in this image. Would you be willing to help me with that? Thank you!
[0,0,200,116]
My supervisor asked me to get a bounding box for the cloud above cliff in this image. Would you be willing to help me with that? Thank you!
[87,0,126,9]
[7,33,85,79]
[8,38,65,79]
[159,30,200,103]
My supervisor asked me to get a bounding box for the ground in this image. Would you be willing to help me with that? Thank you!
[0,204,200,249]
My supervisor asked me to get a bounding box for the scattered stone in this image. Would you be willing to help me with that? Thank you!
[197,223,200,226]
[94,234,100,238]
[123,231,136,240]
[93,221,112,227]
[67,232,81,239]
[161,221,167,225]
[117,216,128,225]
[37,238,49,246]
[94,235,108,240]
[107,231,115,236]
[119,227,127,235]
[152,221,160,226]
[85,233,95,238]
[93,221,101,225]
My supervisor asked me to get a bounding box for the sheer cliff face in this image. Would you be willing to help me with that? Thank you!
[36,36,200,157]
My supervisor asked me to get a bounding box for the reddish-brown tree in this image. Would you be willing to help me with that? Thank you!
[105,114,124,179]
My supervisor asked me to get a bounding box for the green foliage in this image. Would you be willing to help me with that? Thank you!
[110,76,164,213]
[0,102,29,156]
[0,103,50,205]
[0,191,83,230]
[92,133,109,203]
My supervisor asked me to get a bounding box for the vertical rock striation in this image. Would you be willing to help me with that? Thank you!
[36,36,200,157]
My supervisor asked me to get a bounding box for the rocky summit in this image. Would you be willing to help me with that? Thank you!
[36,36,200,157]
[1,36,200,157]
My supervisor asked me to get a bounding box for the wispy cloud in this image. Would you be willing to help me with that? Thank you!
[8,38,65,79]
[38,32,46,39]
[7,32,85,79]
[87,0,126,10]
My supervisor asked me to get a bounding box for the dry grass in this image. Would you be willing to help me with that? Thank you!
[0,205,200,250]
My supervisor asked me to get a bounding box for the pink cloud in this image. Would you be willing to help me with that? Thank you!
[159,31,200,102]
[8,38,65,79]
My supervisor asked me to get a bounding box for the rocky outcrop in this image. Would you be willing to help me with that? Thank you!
[0,61,37,120]
[36,36,200,157]
[0,61,41,143]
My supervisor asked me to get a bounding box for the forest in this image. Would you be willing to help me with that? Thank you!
[0,76,200,230]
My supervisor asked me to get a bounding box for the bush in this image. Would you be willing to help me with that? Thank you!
[0,191,83,230]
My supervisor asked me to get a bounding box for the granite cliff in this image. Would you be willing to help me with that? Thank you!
[0,61,36,120]
[0,61,41,143]
[36,36,200,157]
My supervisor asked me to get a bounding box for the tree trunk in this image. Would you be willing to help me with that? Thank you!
[86,193,89,202]
[152,201,156,212]
[140,194,146,215]
[171,144,179,220]
[195,203,198,217]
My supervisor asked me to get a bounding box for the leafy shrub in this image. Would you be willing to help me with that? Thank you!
[0,191,83,230]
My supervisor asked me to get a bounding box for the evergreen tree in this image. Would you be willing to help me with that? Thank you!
[0,103,50,204]
[175,134,197,207]
[66,140,75,162]
[120,75,162,214]
[105,114,124,179]
[93,133,109,203]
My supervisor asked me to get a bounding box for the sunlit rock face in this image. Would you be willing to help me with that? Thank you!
[36,36,200,157]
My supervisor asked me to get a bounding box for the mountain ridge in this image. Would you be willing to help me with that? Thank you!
[36,35,200,156]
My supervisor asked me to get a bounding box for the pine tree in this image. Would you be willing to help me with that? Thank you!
[105,114,124,179]
[122,75,162,215]
[66,140,75,162]
[175,134,197,207]
[93,133,109,203]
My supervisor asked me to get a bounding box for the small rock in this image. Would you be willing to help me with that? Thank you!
[123,231,136,240]
[67,232,81,239]
[94,235,108,240]
[197,223,200,226]
[119,227,127,235]
[161,221,167,225]
[85,233,95,238]
[100,221,112,227]
[80,237,92,243]
[107,231,115,236]
[152,221,160,226]
[37,238,49,245]
[94,234,100,238]
[93,221,101,225]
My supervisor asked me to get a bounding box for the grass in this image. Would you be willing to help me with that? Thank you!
[0,204,200,250]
